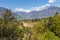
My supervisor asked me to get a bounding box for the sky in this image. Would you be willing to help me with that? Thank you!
[0,0,60,12]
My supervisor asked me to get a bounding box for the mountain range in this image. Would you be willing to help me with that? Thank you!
[0,6,60,20]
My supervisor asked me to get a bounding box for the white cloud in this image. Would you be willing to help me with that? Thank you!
[15,8,31,13]
[15,4,51,12]
[15,0,57,12]
[31,4,51,11]
[48,0,56,3]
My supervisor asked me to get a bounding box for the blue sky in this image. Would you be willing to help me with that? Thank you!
[0,0,60,12]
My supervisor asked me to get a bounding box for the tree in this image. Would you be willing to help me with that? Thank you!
[0,9,24,40]
[48,12,60,38]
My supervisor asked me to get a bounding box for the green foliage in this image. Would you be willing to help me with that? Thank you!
[0,10,60,40]
[42,29,60,40]
[48,12,60,38]
[0,9,24,40]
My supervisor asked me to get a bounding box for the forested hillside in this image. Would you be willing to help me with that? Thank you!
[0,9,60,40]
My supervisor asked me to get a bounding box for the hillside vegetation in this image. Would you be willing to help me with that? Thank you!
[0,9,60,40]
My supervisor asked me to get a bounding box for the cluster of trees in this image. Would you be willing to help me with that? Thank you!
[0,9,24,40]
[0,9,60,40]
[22,12,60,40]
[30,12,60,40]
